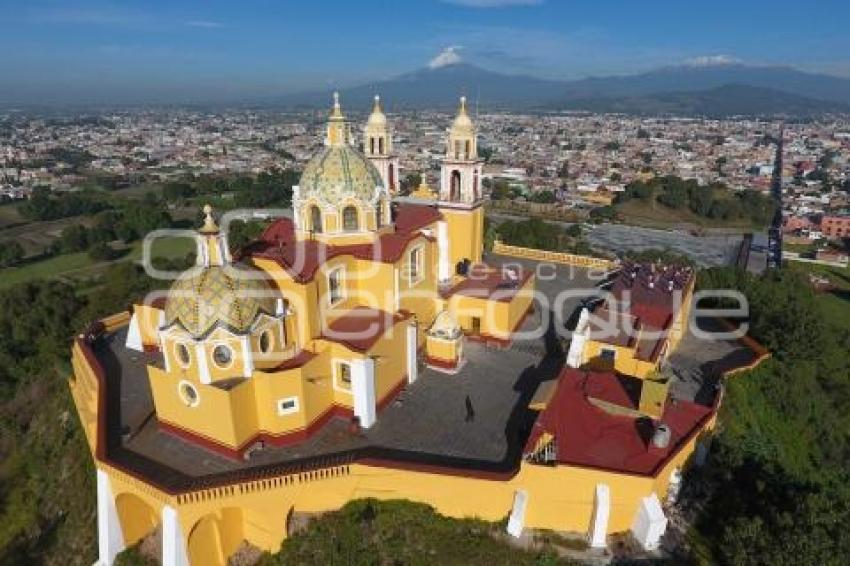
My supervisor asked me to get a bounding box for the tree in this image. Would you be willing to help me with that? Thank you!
[490,180,511,201]
[58,225,89,253]
[529,190,556,204]
[0,241,24,267]
[399,173,421,196]
[88,242,116,262]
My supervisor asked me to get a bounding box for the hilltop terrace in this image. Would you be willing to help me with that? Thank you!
[77,259,759,494]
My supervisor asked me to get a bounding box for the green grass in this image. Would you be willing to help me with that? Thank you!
[0,203,26,228]
[0,237,195,290]
[615,199,759,232]
[786,261,850,290]
[783,242,818,255]
[260,499,574,565]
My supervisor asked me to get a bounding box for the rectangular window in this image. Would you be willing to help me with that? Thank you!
[600,348,617,363]
[277,396,299,416]
[327,267,345,306]
[335,361,352,392]
[408,246,424,285]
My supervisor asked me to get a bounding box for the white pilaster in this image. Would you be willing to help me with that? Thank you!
[630,493,668,551]
[506,489,528,538]
[666,468,682,505]
[406,321,418,384]
[195,343,211,384]
[125,312,143,352]
[241,335,254,378]
[96,468,125,566]
[351,358,377,428]
[437,220,450,282]
[161,505,190,566]
[588,483,610,548]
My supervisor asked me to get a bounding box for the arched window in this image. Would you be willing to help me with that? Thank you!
[454,140,462,160]
[450,170,461,202]
[378,137,384,155]
[464,140,471,160]
[473,169,479,200]
[310,206,322,233]
[343,206,359,232]
[376,200,384,228]
[369,137,375,155]
[388,164,395,191]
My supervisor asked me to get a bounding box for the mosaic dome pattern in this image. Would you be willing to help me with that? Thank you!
[299,144,384,206]
[164,263,277,339]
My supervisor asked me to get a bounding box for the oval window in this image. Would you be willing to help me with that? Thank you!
[175,343,191,367]
[212,345,232,368]
[178,381,199,407]
[259,329,273,354]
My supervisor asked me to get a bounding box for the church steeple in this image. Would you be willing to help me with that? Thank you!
[326,92,350,147]
[439,96,482,205]
[364,94,399,194]
[446,96,477,161]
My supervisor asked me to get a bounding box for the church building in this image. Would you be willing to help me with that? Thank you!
[68,94,749,566]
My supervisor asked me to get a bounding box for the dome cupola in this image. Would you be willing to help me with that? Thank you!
[293,94,390,238]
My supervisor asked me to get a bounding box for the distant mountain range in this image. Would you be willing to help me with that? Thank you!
[276,62,850,117]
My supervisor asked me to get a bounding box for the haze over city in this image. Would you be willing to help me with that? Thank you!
[4,0,850,104]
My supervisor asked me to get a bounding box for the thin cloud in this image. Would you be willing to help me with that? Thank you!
[429,46,463,69]
[684,54,742,67]
[186,20,225,29]
[441,0,543,6]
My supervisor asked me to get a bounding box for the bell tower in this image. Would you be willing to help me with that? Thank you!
[364,95,400,194]
[437,96,484,281]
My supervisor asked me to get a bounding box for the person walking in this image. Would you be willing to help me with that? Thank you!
[465,395,475,423]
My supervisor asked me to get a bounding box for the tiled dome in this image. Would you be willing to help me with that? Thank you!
[164,263,276,339]
[299,143,384,206]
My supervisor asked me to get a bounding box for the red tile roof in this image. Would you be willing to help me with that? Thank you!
[590,262,693,362]
[525,368,714,477]
[393,203,443,234]
[322,307,411,353]
[243,204,440,283]
[441,263,533,303]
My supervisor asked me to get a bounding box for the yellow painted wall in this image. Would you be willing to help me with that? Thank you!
[583,340,657,378]
[441,206,484,267]
[446,274,534,340]
[133,305,162,347]
[426,336,461,363]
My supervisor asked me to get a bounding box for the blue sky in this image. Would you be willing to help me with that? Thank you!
[3,0,850,104]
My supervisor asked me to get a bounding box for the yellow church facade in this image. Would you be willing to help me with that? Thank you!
[68,95,751,566]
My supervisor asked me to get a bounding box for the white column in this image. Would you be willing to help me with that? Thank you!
[161,505,190,566]
[566,308,590,369]
[96,468,125,566]
[437,220,450,282]
[351,358,376,428]
[587,483,610,548]
[406,321,418,384]
[630,493,668,551]
[506,489,528,538]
